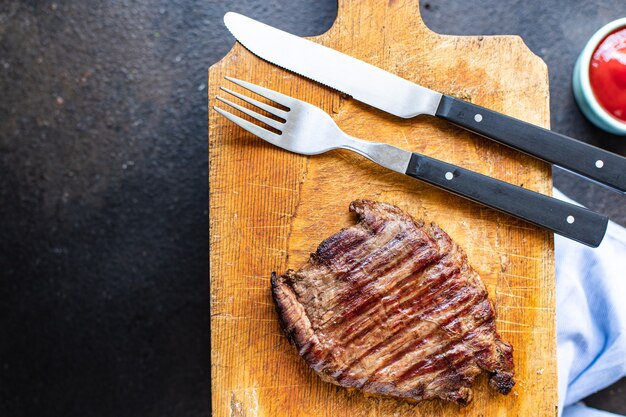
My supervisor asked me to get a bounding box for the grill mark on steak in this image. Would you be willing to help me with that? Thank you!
[294,228,408,324]
[337,270,440,353]
[394,316,487,385]
[324,249,452,373]
[336,267,467,374]
[340,315,463,389]
[304,233,422,340]
[332,276,464,379]
[345,280,486,390]
[328,244,440,335]
[371,286,481,374]
[271,200,514,405]
[311,235,439,344]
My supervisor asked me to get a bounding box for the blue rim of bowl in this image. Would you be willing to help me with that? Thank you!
[573,17,626,136]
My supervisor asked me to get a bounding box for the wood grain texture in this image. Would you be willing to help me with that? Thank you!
[209,0,557,415]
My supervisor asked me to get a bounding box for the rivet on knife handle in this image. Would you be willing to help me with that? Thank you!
[435,95,626,193]
[405,153,609,247]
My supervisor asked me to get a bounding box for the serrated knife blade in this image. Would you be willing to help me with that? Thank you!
[223,12,442,118]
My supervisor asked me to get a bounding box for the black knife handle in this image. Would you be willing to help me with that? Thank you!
[435,94,626,193]
[405,153,608,247]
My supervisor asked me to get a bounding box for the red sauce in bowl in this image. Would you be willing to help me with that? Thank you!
[589,27,626,122]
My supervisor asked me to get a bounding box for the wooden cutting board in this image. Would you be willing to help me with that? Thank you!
[209,1,557,415]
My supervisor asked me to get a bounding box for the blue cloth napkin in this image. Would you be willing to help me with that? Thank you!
[554,189,626,417]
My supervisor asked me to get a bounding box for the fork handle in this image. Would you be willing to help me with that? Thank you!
[435,95,626,193]
[405,153,608,247]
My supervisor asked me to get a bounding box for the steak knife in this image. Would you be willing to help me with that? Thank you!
[224,12,626,194]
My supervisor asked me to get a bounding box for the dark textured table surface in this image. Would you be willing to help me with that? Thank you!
[1,1,624,416]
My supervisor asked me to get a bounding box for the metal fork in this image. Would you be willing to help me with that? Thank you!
[213,77,608,247]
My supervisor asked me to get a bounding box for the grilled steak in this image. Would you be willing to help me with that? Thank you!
[271,200,514,405]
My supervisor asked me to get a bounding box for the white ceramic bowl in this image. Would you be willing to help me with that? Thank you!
[573,17,626,136]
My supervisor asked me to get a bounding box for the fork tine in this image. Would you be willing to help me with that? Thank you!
[225,76,298,109]
[213,106,282,146]
[216,96,284,131]
[220,87,288,120]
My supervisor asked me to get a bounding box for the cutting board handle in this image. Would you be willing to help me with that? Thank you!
[335,0,431,34]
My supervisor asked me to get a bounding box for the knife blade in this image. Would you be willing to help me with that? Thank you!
[224,12,626,194]
[224,12,441,118]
